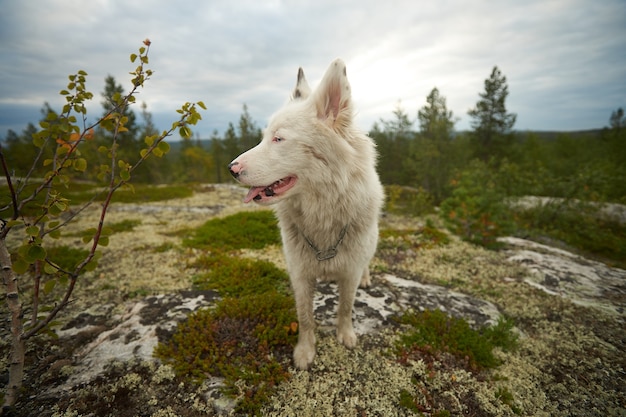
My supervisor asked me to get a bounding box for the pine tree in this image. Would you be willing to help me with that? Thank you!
[411,87,457,202]
[468,66,516,161]
[418,87,455,141]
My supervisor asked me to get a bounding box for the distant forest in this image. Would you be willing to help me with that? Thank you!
[3,69,624,207]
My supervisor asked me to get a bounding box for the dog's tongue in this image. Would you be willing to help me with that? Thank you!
[243,186,266,203]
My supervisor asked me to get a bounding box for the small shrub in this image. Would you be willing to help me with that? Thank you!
[440,159,514,248]
[156,235,295,415]
[183,210,280,251]
[154,292,296,415]
[514,202,626,268]
[385,185,435,216]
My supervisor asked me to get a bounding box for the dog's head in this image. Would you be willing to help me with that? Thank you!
[228,59,356,205]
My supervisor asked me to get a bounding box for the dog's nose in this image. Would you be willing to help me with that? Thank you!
[228,162,241,178]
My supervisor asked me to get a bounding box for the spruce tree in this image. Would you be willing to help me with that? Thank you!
[468,66,516,161]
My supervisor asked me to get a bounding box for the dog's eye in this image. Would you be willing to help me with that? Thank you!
[272,136,284,143]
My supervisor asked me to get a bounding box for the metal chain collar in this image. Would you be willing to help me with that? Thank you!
[299,224,348,261]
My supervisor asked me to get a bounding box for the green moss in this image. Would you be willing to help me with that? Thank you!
[193,253,290,297]
[396,310,517,372]
[152,242,177,253]
[183,210,280,251]
[107,219,142,233]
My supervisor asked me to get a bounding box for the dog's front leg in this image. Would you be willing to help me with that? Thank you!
[292,276,316,370]
[336,271,360,348]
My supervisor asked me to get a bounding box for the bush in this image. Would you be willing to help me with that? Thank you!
[385,185,435,216]
[440,159,515,248]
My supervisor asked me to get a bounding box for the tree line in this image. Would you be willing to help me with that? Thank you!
[3,67,625,205]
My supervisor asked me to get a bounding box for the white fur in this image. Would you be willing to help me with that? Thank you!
[229,59,384,370]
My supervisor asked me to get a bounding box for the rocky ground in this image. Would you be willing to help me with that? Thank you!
[1,184,625,416]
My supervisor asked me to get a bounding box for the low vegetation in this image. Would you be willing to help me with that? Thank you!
[156,212,296,415]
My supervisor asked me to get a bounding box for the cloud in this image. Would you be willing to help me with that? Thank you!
[1,0,625,139]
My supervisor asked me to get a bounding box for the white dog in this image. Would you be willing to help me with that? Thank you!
[229,59,383,370]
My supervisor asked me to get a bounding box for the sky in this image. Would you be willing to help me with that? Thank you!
[1,0,625,140]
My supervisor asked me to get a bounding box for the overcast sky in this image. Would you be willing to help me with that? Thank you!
[1,0,625,140]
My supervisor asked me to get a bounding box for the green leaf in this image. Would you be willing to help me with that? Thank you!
[153,148,163,158]
[49,229,61,239]
[84,259,99,272]
[27,244,47,262]
[179,126,192,139]
[120,170,130,181]
[99,236,109,247]
[140,148,149,158]
[12,259,29,274]
[197,101,207,110]
[73,158,87,172]
[26,225,39,236]
[43,279,56,294]
[158,141,170,154]
[130,53,138,63]
[33,135,45,148]
[44,262,58,274]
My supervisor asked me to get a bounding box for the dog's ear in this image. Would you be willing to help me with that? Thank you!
[292,68,311,100]
[313,59,352,129]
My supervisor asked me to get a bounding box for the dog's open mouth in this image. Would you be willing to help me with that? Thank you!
[243,176,297,204]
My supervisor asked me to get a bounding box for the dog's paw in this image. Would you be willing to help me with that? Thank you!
[359,276,371,288]
[293,342,315,370]
[337,328,357,348]
[359,270,372,288]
